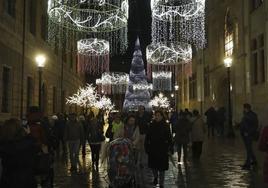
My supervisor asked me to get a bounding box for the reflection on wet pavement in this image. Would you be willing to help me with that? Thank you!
[53,135,265,188]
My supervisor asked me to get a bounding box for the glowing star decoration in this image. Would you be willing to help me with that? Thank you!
[146,42,192,65]
[151,0,206,49]
[77,38,109,75]
[150,93,170,109]
[47,0,129,55]
[152,71,172,91]
[96,72,129,94]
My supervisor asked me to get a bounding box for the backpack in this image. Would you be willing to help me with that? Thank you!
[108,138,135,187]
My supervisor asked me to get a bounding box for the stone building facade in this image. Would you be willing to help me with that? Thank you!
[178,0,267,123]
[0,0,84,121]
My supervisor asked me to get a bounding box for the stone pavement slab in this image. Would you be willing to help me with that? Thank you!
[53,135,265,188]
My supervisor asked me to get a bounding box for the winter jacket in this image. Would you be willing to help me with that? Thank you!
[145,120,172,171]
[114,124,141,149]
[136,113,151,135]
[88,118,104,144]
[191,116,206,142]
[174,117,191,144]
[240,110,258,138]
[64,120,84,142]
[0,136,38,188]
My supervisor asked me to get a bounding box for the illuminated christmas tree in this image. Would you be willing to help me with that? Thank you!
[123,38,152,111]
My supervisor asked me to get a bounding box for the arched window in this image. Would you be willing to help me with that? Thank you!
[224,9,233,58]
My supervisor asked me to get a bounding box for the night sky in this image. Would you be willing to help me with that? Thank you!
[110,0,152,73]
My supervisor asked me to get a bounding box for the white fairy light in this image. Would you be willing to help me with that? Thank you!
[95,95,115,111]
[150,93,170,109]
[48,2,128,33]
[152,71,172,78]
[152,71,172,91]
[47,0,129,55]
[77,38,109,55]
[66,84,98,108]
[66,84,114,111]
[147,43,192,65]
[151,0,206,49]
[133,83,153,91]
[97,72,129,85]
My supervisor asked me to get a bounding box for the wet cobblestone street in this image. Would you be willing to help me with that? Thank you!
[53,134,266,188]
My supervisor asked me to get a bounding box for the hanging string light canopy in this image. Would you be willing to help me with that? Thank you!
[146,42,192,79]
[77,38,110,75]
[152,71,172,91]
[151,0,206,48]
[47,0,129,55]
[96,72,129,94]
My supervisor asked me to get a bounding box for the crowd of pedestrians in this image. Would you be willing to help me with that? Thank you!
[1,103,268,187]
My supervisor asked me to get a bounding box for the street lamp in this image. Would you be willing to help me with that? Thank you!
[224,57,235,138]
[35,54,46,112]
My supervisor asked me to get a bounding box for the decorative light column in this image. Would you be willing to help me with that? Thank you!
[35,54,46,111]
[224,57,235,138]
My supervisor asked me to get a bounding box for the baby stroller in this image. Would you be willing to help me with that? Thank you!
[107,138,136,188]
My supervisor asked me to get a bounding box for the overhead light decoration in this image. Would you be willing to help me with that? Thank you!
[47,0,129,55]
[146,42,192,65]
[96,72,129,94]
[150,93,170,109]
[77,38,109,75]
[152,71,172,91]
[151,0,206,49]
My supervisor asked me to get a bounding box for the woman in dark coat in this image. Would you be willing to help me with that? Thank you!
[145,111,172,188]
[174,112,191,163]
[0,118,38,188]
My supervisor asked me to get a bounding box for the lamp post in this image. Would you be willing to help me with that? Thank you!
[224,57,235,138]
[175,85,179,111]
[35,55,46,112]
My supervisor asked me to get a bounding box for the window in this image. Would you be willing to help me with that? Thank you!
[204,66,210,97]
[52,87,57,113]
[1,67,11,113]
[4,0,16,18]
[224,10,234,58]
[251,34,265,84]
[252,0,264,10]
[29,0,37,35]
[26,76,34,111]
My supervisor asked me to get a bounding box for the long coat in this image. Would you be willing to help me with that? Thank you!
[174,117,191,144]
[0,136,38,188]
[259,126,268,183]
[145,120,172,171]
[191,116,206,142]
